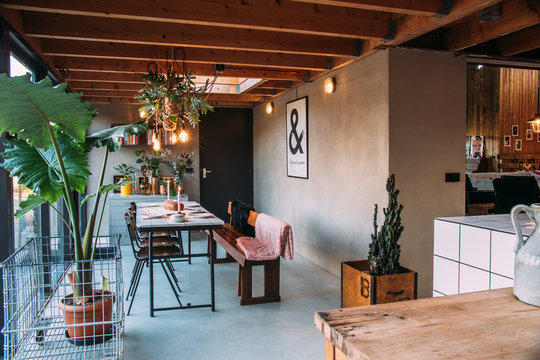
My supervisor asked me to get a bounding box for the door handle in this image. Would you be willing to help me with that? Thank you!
[202,168,212,179]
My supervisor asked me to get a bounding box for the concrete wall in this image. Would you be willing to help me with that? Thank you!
[253,48,466,298]
[253,50,390,276]
[388,48,466,298]
[87,104,200,230]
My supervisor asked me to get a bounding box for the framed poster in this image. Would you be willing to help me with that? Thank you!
[503,135,511,147]
[512,125,519,136]
[515,138,522,151]
[286,97,308,178]
[526,128,533,140]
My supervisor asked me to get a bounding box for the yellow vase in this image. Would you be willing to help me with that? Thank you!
[120,182,132,196]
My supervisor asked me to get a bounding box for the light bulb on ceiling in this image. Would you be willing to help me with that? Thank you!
[265,102,274,114]
[324,77,336,94]
[152,138,161,151]
[179,129,189,143]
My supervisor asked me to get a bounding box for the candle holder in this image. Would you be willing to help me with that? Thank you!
[170,212,185,222]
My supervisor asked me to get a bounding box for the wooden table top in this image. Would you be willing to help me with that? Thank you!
[315,288,540,360]
[136,201,224,231]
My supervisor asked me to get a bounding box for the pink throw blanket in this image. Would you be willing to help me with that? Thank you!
[236,213,294,261]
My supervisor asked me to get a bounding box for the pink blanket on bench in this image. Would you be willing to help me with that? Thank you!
[236,213,294,261]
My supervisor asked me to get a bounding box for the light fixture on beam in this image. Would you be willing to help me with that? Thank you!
[266,102,274,114]
[179,126,189,143]
[528,87,540,133]
[324,77,336,94]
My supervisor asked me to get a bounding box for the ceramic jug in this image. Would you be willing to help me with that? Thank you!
[511,203,540,307]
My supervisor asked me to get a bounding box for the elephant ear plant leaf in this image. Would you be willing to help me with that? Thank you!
[0,74,148,304]
[367,174,404,276]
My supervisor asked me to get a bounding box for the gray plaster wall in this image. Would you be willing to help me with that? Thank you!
[253,50,390,276]
[388,48,466,297]
[253,48,466,298]
[86,103,200,230]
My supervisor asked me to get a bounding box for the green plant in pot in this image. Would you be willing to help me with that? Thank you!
[341,174,417,307]
[113,163,138,195]
[0,74,147,339]
[134,149,169,195]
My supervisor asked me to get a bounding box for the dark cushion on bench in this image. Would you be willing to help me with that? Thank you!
[231,199,255,237]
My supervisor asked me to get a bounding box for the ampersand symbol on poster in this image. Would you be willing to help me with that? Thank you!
[288,108,304,155]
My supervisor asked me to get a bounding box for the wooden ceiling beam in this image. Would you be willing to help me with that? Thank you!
[4,0,391,39]
[244,88,282,96]
[373,0,503,47]
[67,71,145,83]
[53,57,309,81]
[81,96,258,108]
[78,90,267,102]
[496,24,540,56]
[289,0,448,16]
[444,0,540,51]
[20,12,360,57]
[68,81,143,91]
[40,39,334,71]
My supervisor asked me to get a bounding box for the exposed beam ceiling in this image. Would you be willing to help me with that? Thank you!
[0,0,537,108]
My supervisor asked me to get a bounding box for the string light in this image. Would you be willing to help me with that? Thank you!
[139,110,146,118]
[179,129,189,143]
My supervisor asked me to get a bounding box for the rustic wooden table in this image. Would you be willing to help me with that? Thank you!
[315,288,540,360]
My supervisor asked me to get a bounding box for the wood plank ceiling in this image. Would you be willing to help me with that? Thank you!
[0,0,539,108]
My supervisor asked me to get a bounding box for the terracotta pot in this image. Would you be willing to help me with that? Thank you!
[120,181,132,196]
[59,290,115,340]
[151,177,160,195]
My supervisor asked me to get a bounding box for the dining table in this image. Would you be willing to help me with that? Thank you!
[136,201,224,317]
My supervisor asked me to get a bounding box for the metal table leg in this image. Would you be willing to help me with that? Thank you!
[149,232,154,317]
[188,231,192,264]
[209,229,215,311]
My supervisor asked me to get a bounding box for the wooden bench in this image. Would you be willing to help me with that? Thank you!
[210,203,281,306]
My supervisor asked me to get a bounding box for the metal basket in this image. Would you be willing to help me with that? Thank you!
[1,235,124,360]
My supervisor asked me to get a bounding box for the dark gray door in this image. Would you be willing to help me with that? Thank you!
[199,108,253,221]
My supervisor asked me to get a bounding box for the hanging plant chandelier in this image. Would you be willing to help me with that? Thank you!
[135,47,221,148]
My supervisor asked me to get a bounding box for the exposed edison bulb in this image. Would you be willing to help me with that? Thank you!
[139,110,146,118]
[179,129,189,143]
[152,138,161,151]
[265,102,274,114]
[324,77,336,93]
[171,133,178,144]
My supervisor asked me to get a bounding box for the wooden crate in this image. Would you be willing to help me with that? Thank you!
[341,260,417,308]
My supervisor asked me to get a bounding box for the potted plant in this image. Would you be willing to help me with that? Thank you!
[134,149,170,195]
[165,152,194,188]
[135,61,214,128]
[113,163,138,195]
[341,174,417,307]
[0,74,147,339]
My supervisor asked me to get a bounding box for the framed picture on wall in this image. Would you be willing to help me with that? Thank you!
[286,97,308,179]
[503,135,511,147]
[113,175,123,193]
[526,128,533,140]
[512,125,519,136]
[515,139,522,151]
[538,132,540,142]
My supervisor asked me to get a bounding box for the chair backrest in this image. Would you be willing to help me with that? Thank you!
[124,212,141,254]
[493,176,540,213]
[227,201,258,227]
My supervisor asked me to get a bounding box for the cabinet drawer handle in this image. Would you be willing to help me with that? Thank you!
[387,290,404,296]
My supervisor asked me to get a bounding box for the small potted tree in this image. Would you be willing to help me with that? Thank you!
[113,163,138,195]
[0,74,147,339]
[341,174,417,307]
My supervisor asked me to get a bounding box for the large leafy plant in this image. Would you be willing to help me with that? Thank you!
[0,74,147,303]
[135,64,214,127]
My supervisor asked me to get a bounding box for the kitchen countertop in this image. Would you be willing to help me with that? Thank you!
[315,288,540,360]
[436,213,535,237]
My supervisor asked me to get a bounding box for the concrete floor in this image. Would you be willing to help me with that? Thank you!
[122,233,340,360]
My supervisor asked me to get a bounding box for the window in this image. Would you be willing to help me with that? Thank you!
[8,53,40,250]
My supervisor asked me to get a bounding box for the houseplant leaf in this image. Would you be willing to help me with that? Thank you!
[0,74,94,149]
[85,120,148,152]
[2,136,90,203]
[14,194,47,219]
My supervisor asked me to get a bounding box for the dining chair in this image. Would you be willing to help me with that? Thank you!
[124,213,183,315]
[129,202,178,239]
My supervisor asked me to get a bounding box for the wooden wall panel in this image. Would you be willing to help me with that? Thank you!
[467,64,500,158]
[499,67,540,156]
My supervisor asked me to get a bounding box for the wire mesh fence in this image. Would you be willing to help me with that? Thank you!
[1,235,124,360]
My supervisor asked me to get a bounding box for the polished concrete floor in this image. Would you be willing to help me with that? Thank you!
[122,233,340,360]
